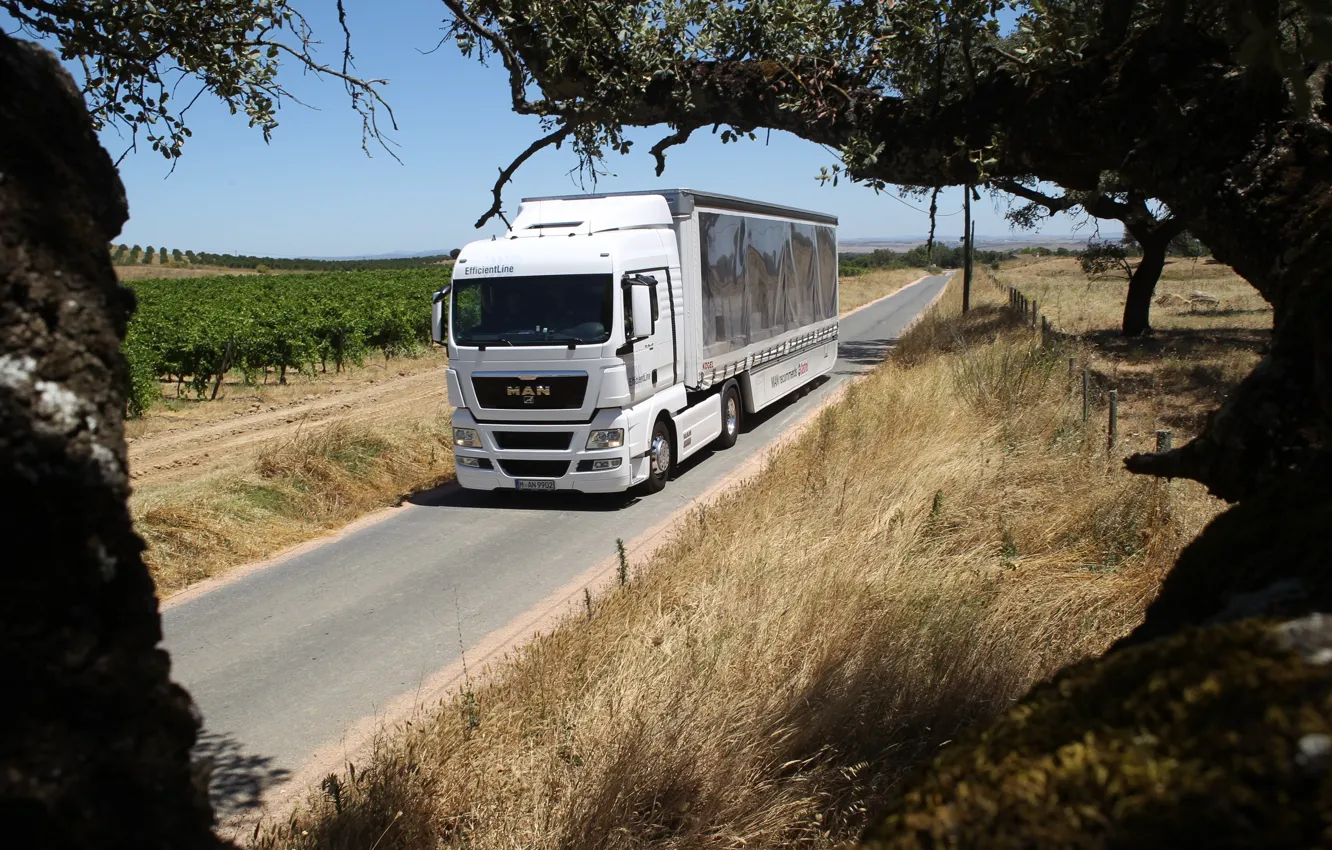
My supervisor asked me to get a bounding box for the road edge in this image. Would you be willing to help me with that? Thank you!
[216,272,954,838]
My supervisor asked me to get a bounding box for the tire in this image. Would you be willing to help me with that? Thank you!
[715,382,741,450]
[636,417,672,495]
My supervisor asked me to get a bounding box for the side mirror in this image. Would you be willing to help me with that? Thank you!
[625,278,655,340]
[431,285,450,344]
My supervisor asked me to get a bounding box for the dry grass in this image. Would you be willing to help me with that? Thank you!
[838,268,926,314]
[254,281,1221,850]
[992,257,1271,443]
[136,417,455,595]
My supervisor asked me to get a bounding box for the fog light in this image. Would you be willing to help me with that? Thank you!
[591,458,622,471]
[453,428,481,447]
[586,428,624,449]
[458,455,482,468]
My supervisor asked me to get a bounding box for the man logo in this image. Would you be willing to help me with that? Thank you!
[507,384,551,404]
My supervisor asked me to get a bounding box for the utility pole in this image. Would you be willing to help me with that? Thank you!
[962,185,974,313]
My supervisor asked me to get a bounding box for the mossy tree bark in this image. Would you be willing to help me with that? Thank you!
[0,32,222,849]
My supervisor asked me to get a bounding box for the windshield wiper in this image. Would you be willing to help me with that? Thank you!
[461,335,513,348]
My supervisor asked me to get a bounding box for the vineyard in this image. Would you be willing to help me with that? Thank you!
[123,268,452,416]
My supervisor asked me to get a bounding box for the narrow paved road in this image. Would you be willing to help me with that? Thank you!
[161,273,951,817]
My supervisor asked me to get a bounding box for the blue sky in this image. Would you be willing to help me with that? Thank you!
[6,1,1108,258]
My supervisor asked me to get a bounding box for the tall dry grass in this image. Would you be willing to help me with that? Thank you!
[136,417,455,594]
[255,281,1211,850]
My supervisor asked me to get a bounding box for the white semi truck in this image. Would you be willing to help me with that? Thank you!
[430,189,839,495]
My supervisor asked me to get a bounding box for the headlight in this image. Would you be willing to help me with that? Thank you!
[453,428,481,448]
[586,428,624,449]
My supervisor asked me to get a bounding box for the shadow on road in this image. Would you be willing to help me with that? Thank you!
[837,338,898,370]
[405,376,833,513]
[194,730,290,820]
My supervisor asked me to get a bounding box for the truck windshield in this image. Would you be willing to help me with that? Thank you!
[452,274,614,346]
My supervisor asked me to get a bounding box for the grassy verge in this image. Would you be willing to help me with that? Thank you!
[138,417,454,595]
[254,279,1222,849]
[837,267,927,314]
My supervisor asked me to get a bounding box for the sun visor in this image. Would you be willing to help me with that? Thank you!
[509,195,671,238]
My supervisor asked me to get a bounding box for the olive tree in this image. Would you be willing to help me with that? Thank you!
[1,2,392,846]
[995,177,1186,336]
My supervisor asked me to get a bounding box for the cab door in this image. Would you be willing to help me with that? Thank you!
[622,268,677,404]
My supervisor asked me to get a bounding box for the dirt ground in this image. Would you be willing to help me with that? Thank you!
[127,358,451,487]
[115,264,277,280]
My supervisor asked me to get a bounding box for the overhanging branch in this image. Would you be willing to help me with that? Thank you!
[477,125,572,229]
[649,124,697,176]
[439,0,549,116]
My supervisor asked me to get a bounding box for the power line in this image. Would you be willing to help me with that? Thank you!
[883,190,965,217]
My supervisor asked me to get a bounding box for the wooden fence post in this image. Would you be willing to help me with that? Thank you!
[1156,429,1173,452]
[1108,389,1119,451]
[1082,368,1090,424]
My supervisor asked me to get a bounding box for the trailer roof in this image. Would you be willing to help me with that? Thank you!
[519,188,838,226]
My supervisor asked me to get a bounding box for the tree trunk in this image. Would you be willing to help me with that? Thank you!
[0,33,222,848]
[1121,233,1168,337]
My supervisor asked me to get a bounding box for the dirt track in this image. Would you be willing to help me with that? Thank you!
[126,367,451,487]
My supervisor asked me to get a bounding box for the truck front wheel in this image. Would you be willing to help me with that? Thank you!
[636,417,673,495]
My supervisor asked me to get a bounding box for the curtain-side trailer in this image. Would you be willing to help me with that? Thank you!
[431,189,838,495]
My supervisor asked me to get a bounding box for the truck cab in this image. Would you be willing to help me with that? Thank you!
[437,195,687,493]
[432,190,839,495]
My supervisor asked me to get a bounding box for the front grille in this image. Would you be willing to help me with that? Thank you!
[472,374,588,410]
[498,460,570,478]
[493,431,573,451]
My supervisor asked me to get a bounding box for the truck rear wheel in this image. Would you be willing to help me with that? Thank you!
[636,417,672,495]
[715,383,741,450]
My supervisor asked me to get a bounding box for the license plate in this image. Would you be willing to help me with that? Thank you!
[515,479,557,491]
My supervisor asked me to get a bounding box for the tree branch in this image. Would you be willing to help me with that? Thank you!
[993,179,1080,215]
[439,0,548,116]
[258,39,400,162]
[649,124,696,176]
[476,125,572,229]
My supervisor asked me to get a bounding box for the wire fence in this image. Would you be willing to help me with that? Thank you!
[990,273,1174,456]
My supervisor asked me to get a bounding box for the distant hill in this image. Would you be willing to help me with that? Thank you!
[840,234,1101,254]
[308,249,454,261]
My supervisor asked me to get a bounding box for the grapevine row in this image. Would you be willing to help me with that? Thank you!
[122,268,452,416]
